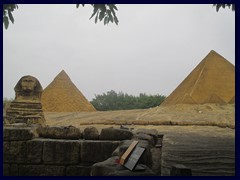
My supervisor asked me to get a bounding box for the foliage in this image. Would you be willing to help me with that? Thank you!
[3,97,13,109]
[3,4,118,29]
[213,4,235,12]
[3,4,235,30]
[3,4,18,29]
[77,4,119,25]
[90,90,166,111]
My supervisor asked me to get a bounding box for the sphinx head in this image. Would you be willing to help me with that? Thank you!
[14,75,43,101]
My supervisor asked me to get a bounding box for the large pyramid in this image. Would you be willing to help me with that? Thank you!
[41,70,96,112]
[161,50,235,106]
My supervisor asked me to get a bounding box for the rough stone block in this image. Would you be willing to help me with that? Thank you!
[170,164,192,176]
[100,128,133,140]
[135,133,155,146]
[19,165,65,176]
[91,156,156,176]
[66,165,91,176]
[3,140,42,164]
[81,141,120,163]
[136,129,158,144]
[10,164,19,176]
[43,139,80,164]
[150,148,162,175]
[3,164,10,176]
[83,126,99,140]
[39,126,82,139]
[3,127,38,141]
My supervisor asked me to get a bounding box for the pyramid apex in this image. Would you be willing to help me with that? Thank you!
[59,69,67,75]
[208,50,222,57]
[55,70,71,81]
[210,50,217,53]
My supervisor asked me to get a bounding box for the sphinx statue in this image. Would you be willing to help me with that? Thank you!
[5,75,45,125]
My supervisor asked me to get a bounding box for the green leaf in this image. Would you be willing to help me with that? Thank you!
[95,12,99,23]
[112,4,118,11]
[104,17,108,25]
[99,11,105,21]
[4,16,9,29]
[90,7,98,20]
[114,16,119,25]
[8,11,14,23]
[99,4,106,12]
[109,14,113,23]
[106,10,113,22]
[111,9,116,17]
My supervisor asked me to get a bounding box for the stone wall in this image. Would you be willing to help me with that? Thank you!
[3,125,163,176]
[3,125,120,176]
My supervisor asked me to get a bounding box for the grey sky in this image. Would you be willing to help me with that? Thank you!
[3,4,235,101]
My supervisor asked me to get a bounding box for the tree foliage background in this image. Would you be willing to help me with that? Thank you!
[90,90,166,111]
[3,97,13,109]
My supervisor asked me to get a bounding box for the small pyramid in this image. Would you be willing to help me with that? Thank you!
[41,70,96,112]
[161,50,235,106]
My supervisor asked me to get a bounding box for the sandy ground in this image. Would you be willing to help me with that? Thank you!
[43,103,235,176]
[44,103,235,129]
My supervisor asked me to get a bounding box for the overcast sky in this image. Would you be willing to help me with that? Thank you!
[3,4,235,101]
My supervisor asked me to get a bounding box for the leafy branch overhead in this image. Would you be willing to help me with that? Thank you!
[3,4,18,29]
[3,4,234,29]
[213,4,235,12]
[76,4,119,25]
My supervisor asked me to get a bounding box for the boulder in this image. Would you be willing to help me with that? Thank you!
[100,128,133,140]
[136,129,158,145]
[134,133,155,146]
[38,126,81,139]
[83,126,99,140]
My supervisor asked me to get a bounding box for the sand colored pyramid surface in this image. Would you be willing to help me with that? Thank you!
[161,50,235,106]
[228,96,235,104]
[41,70,96,112]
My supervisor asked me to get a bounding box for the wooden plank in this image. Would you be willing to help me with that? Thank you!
[120,140,138,165]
